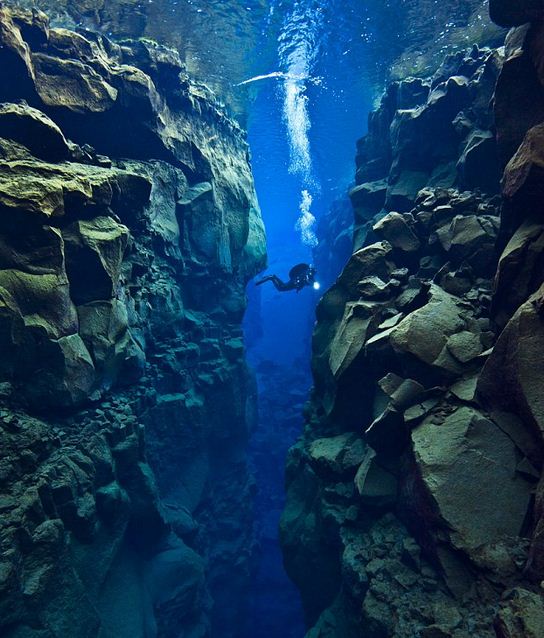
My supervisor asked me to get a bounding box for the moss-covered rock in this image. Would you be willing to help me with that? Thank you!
[0,6,266,638]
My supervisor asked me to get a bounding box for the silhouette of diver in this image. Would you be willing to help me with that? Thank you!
[256,263,317,293]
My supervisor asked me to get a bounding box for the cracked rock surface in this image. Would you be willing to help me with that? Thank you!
[281,19,544,638]
[0,7,266,638]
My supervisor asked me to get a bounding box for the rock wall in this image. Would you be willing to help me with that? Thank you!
[0,6,266,638]
[281,10,544,637]
[313,195,354,292]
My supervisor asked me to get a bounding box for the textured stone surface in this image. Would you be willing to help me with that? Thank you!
[0,7,265,638]
[412,407,532,557]
[494,588,544,637]
[478,285,544,438]
[282,32,544,638]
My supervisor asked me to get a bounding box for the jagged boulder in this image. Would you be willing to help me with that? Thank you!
[328,302,375,379]
[436,214,499,274]
[308,433,366,480]
[340,241,395,296]
[389,285,466,372]
[0,102,70,161]
[493,217,544,325]
[478,284,544,439]
[373,211,421,253]
[502,123,544,233]
[412,407,533,562]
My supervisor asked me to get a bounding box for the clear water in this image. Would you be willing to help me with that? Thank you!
[237,2,497,635]
[241,5,376,633]
[12,0,499,634]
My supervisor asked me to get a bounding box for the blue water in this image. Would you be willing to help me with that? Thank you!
[84,0,494,634]
[240,3,376,635]
[157,1,494,634]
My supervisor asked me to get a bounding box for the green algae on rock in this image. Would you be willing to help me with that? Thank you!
[0,6,265,638]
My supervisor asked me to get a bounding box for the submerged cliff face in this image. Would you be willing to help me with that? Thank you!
[0,7,265,638]
[281,6,544,636]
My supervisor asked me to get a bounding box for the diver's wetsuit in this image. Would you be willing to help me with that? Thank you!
[256,274,297,291]
[256,263,316,293]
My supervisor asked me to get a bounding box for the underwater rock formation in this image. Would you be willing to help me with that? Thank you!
[281,12,544,638]
[313,196,354,292]
[0,6,265,638]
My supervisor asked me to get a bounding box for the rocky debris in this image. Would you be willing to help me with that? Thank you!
[0,7,265,638]
[282,29,544,638]
[0,405,188,638]
[351,46,503,242]
[494,587,544,637]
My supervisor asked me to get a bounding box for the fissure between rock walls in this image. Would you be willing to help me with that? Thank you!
[0,6,266,638]
[3,1,544,638]
[280,3,544,637]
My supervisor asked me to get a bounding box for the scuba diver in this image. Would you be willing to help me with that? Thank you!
[256,263,319,293]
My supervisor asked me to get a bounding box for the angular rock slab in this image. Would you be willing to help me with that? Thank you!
[412,407,533,562]
[32,52,118,113]
[493,217,544,325]
[373,211,421,253]
[503,123,544,209]
[479,284,544,439]
[389,285,465,371]
[328,302,374,379]
[309,433,366,480]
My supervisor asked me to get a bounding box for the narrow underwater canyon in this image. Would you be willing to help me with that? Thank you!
[1,1,544,638]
